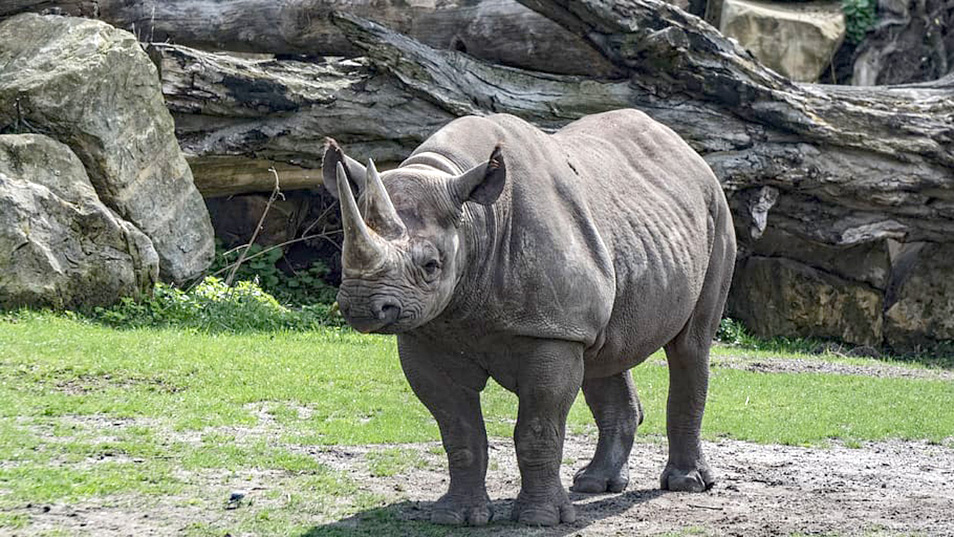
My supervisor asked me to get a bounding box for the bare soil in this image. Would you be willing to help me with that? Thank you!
[9,434,954,536]
[708,354,954,381]
[321,435,954,536]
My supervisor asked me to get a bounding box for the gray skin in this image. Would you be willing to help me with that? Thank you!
[321,109,736,527]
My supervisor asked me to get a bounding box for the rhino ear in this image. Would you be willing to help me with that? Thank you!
[322,138,367,199]
[452,145,506,207]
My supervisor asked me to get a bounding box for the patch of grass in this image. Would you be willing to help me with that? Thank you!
[0,461,180,503]
[716,317,954,370]
[366,448,426,478]
[3,313,954,450]
[0,512,29,529]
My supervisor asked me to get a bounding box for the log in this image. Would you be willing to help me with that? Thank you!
[157,5,954,348]
[162,8,954,245]
[152,44,461,196]
[0,0,617,77]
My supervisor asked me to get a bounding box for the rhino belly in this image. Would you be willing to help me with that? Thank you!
[582,220,712,379]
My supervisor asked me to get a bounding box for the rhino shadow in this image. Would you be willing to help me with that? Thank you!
[299,489,666,536]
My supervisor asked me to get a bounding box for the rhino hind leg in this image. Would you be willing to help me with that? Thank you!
[571,371,643,493]
[659,333,716,493]
[660,213,735,493]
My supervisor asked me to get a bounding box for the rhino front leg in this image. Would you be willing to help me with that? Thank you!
[398,339,492,526]
[512,339,584,526]
[571,371,642,493]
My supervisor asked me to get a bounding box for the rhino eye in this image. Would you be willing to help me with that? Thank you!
[422,258,441,276]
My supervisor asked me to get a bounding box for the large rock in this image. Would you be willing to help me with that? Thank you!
[742,227,891,290]
[719,0,846,82]
[727,256,884,347]
[0,134,159,309]
[0,14,213,282]
[883,243,954,351]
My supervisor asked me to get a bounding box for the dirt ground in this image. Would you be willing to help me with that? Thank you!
[14,434,954,537]
[319,435,954,536]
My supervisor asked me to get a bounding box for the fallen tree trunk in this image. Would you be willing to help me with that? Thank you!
[511,0,954,349]
[161,10,954,243]
[156,4,954,349]
[1,0,616,77]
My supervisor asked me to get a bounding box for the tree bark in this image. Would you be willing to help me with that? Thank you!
[160,7,954,246]
[0,0,617,77]
[155,4,954,348]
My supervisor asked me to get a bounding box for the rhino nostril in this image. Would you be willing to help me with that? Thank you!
[373,299,402,322]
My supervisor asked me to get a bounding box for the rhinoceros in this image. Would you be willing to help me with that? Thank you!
[321,109,736,526]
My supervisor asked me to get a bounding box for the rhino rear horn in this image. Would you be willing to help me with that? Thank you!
[336,162,388,270]
[322,138,367,198]
[364,159,408,240]
[451,145,506,207]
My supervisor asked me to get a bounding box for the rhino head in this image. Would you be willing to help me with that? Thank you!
[322,139,506,333]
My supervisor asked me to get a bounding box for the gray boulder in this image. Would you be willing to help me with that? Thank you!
[727,256,884,348]
[0,134,159,310]
[0,13,213,282]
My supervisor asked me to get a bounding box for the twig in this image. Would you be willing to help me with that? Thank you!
[187,230,342,292]
[225,168,284,287]
[300,201,340,238]
[688,504,724,511]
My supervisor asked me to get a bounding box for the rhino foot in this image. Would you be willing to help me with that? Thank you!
[430,493,492,526]
[571,463,629,493]
[660,462,716,492]
[511,493,577,526]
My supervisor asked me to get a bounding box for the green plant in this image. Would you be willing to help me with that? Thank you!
[716,317,839,355]
[842,0,877,44]
[90,277,340,332]
[209,239,339,307]
[716,317,752,347]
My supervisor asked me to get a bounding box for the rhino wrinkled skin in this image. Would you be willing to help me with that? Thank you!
[322,110,737,526]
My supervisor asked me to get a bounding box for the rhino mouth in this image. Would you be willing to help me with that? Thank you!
[337,290,409,334]
[342,309,402,334]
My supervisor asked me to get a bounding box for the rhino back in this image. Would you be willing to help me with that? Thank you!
[553,110,725,373]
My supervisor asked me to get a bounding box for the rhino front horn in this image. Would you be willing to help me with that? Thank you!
[337,162,388,270]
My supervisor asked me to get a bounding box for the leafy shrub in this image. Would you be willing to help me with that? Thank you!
[842,0,877,44]
[91,277,341,333]
[715,317,753,347]
[209,240,338,307]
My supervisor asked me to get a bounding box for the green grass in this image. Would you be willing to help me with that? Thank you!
[366,447,428,477]
[1,312,952,534]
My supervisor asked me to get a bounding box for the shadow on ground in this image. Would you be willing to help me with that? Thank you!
[300,489,666,536]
